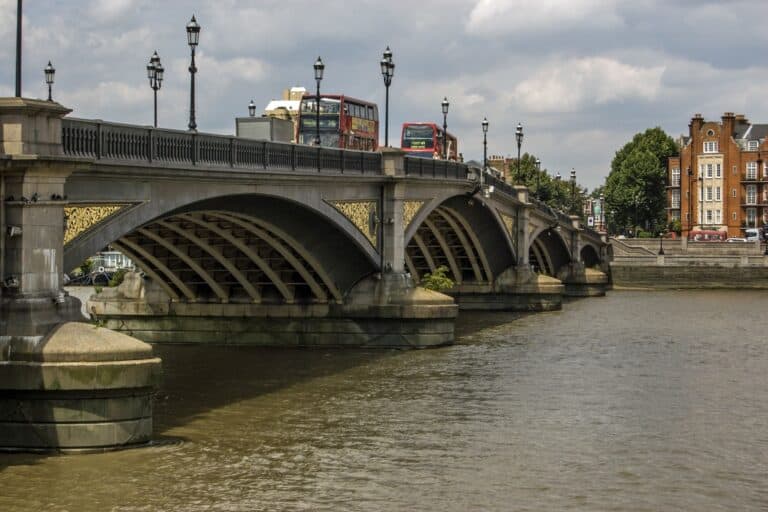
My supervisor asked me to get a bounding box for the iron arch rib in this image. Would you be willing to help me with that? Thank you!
[423,217,462,284]
[137,227,229,302]
[434,207,485,283]
[223,211,343,303]
[178,213,296,303]
[157,219,262,303]
[110,241,183,301]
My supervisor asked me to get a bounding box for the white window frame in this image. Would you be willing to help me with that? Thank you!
[706,164,713,178]
[747,162,758,180]
[715,187,721,201]
[748,140,759,151]
[706,186,713,201]
[747,184,757,205]
[703,141,718,153]
[715,210,721,224]
[716,163,721,177]
[706,210,713,223]
[671,189,680,208]
[671,167,680,186]
[747,207,757,226]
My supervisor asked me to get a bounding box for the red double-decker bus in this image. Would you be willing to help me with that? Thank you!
[400,122,458,160]
[298,94,379,151]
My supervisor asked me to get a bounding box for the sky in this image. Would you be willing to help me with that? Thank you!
[3,0,768,190]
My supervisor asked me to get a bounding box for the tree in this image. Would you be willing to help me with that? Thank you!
[604,127,678,235]
[504,153,584,215]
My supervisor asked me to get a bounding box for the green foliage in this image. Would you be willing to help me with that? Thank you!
[108,269,127,287]
[604,127,678,235]
[506,152,584,215]
[668,219,682,234]
[94,285,103,294]
[78,258,94,277]
[420,265,455,292]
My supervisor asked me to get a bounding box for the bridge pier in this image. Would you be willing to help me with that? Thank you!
[0,99,160,452]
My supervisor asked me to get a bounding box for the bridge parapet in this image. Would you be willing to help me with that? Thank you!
[62,118,382,174]
[403,155,468,180]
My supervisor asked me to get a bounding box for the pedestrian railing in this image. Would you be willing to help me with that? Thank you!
[62,118,382,175]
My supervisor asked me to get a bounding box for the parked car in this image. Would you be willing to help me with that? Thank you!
[726,237,747,243]
[745,228,759,242]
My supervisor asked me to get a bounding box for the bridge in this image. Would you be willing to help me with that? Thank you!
[0,98,608,451]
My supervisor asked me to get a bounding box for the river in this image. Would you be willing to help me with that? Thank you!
[1,290,767,511]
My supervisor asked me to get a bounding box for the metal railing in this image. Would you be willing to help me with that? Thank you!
[403,156,468,180]
[62,118,382,175]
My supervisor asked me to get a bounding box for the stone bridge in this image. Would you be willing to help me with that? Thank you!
[2,99,608,350]
[0,98,609,451]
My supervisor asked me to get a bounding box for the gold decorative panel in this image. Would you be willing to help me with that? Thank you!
[328,200,378,248]
[403,200,425,229]
[64,205,127,245]
[500,212,515,237]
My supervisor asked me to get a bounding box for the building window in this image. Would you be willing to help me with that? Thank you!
[747,185,757,204]
[748,140,759,151]
[747,162,758,180]
[706,164,713,177]
[764,209,768,223]
[706,186,713,201]
[715,210,721,224]
[732,212,738,220]
[747,207,757,226]
[764,162,768,178]
[703,141,718,153]
[715,187,721,201]
[671,167,680,186]
[671,190,680,208]
[706,210,713,223]
[732,188,737,198]
[716,163,721,177]
[672,211,681,221]
[733,165,738,175]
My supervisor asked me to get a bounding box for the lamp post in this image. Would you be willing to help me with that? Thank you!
[146,52,163,127]
[15,0,22,97]
[248,100,256,117]
[380,47,394,147]
[659,228,665,255]
[314,56,324,146]
[535,158,541,200]
[186,15,200,132]
[515,122,524,183]
[599,193,605,231]
[570,168,577,214]
[441,97,449,159]
[44,61,55,102]
[482,117,489,183]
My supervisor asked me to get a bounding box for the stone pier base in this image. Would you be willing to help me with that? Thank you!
[559,265,609,297]
[452,267,564,311]
[0,322,161,452]
[88,272,458,348]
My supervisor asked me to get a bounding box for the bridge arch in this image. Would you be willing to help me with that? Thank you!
[580,243,601,268]
[529,227,571,276]
[66,194,380,304]
[404,195,515,286]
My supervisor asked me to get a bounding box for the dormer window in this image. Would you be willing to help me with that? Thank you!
[747,140,759,151]
[703,141,718,153]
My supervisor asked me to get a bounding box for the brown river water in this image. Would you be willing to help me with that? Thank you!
[1,290,767,511]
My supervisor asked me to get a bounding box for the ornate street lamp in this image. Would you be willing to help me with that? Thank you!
[482,117,489,176]
[570,168,577,214]
[380,46,394,147]
[44,61,55,102]
[515,122,524,183]
[248,100,256,117]
[146,52,163,127]
[441,97,449,159]
[314,56,324,146]
[186,15,200,132]
[535,158,541,200]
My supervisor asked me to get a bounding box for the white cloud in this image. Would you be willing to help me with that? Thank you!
[511,57,665,112]
[467,0,623,35]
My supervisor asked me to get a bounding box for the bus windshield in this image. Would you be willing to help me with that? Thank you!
[403,125,435,148]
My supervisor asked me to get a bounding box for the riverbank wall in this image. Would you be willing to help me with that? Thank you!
[609,238,768,289]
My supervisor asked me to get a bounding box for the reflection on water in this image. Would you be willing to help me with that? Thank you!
[2,290,768,511]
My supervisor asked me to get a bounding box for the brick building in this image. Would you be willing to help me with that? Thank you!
[667,112,768,238]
